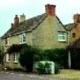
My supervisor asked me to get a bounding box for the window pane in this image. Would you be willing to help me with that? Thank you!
[14,53,19,62]
[19,33,26,44]
[23,34,26,42]
[6,53,10,62]
[58,32,66,41]
[72,33,76,38]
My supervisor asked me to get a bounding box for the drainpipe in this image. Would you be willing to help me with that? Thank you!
[67,31,71,69]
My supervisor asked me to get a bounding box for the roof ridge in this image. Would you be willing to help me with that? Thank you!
[56,16,66,30]
[2,13,48,38]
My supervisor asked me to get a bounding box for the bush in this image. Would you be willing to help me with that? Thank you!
[36,61,54,74]
[36,62,45,74]
[55,63,60,74]
[18,45,68,72]
[0,49,4,65]
[7,44,29,53]
[45,62,51,74]
[19,45,40,72]
[42,48,68,69]
[70,49,80,69]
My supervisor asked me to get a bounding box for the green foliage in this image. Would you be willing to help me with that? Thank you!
[7,44,29,53]
[36,62,45,74]
[7,43,68,70]
[10,43,68,72]
[19,45,40,72]
[71,49,80,69]
[55,63,60,74]
[50,48,68,68]
[8,44,80,70]
[45,62,51,74]
[35,48,68,69]
[36,61,51,74]
[0,49,4,65]
[34,50,49,61]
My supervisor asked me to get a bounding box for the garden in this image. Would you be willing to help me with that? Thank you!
[1,44,80,75]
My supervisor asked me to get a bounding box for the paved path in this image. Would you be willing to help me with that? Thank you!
[0,71,72,80]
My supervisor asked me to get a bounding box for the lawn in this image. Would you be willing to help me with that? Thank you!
[50,69,80,79]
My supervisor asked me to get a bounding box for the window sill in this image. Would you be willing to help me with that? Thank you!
[58,40,67,42]
[19,42,26,44]
[13,61,18,63]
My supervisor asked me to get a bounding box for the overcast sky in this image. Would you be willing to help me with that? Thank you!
[0,0,80,37]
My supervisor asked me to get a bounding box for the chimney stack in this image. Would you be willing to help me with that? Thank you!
[14,15,19,24]
[20,14,26,22]
[73,13,80,24]
[45,4,56,16]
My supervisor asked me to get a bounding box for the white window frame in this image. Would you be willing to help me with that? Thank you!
[14,53,19,63]
[6,53,10,62]
[58,32,66,41]
[19,33,26,44]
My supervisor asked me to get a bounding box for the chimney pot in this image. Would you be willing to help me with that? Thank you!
[73,13,80,23]
[20,13,26,22]
[14,15,19,24]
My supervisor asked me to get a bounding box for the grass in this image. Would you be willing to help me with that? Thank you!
[50,69,80,79]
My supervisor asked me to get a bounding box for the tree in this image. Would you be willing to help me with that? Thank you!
[19,45,40,72]
[0,49,4,66]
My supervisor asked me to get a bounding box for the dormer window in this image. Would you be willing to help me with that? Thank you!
[5,38,9,46]
[58,31,67,42]
[19,33,26,44]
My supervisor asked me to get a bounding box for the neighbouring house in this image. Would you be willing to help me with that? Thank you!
[66,14,80,49]
[1,4,68,68]
[65,13,80,45]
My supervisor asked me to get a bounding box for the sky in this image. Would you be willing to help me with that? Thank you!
[0,0,80,37]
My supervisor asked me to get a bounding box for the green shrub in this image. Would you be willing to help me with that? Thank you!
[36,62,45,74]
[45,62,51,74]
[71,49,80,69]
[55,63,60,74]
[0,49,4,65]
[36,61,52,74]
[42,48,68,69]
[7,44,29,53]
[19,45,40,72]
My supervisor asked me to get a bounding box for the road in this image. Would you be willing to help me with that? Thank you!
[0,71,71,80]
[0,71,50,80]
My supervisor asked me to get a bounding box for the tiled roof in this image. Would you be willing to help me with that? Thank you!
[2,13,65,39]
[56,16,66,30]
[65,23,77,31]
[2,13,47,39]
